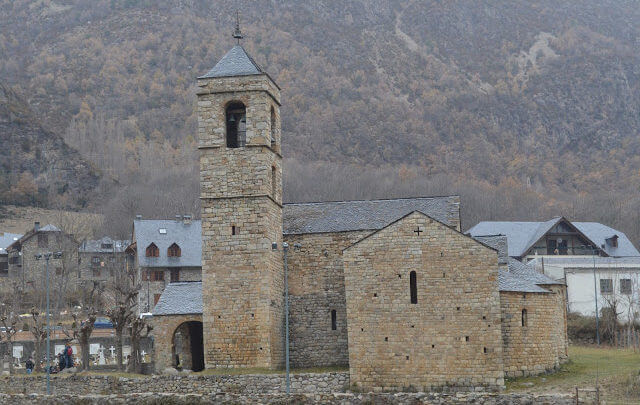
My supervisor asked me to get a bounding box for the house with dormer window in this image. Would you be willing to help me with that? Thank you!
[467,217,640,320]
[128,216,202,312]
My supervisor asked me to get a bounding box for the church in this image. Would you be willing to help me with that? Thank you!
[151,30,568,391]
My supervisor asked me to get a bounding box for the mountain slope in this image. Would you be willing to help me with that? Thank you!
[0,0,639,238]
[0,82,100,208]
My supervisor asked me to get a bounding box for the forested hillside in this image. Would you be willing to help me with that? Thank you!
[0,81,101,208]
[0,0,639,239]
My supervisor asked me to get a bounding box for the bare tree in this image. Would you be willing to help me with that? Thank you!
[61,281,102,370]
[28,309,48,372]
[0,314,19,374]
[104,266,139,370]
[128,316,152,374]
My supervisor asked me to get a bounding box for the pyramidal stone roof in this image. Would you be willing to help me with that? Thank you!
[199,45,264,79]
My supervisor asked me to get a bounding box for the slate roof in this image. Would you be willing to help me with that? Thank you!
[498,269,550,293]
[283,196,459,235]
[467,218,640,258]
[79,237,130,253]
[133,219,201,268]
[152,282,202,316]
[572,222,639,257]
[472,235,508,265]
[0,233,22,253]
[199,45,264,79]
[508,258,563,285]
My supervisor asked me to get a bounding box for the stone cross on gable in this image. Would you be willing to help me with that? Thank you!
[109,346,115,358]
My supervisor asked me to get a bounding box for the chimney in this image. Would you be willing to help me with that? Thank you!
[34,222,40,231]
[183,214,192,225]
[135,215,142,220]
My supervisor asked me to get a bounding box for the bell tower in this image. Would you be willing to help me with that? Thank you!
[197,19,284,369]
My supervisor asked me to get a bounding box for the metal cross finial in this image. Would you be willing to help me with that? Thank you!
[233,10,243,44]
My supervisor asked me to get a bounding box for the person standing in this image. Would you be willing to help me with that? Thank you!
[25,357,34,374]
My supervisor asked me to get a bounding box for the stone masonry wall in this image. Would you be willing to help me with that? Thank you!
[152,314,203,372]
[284,230,370,368]
[0,392,576,404]
[499,291,564,377]
[544,284,569,363]
[344,212,504,391]
[0,372,349,396]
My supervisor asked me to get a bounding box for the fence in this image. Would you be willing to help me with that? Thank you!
[613,328,640,350]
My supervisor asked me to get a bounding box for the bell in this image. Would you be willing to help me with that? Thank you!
[228,115,235,123]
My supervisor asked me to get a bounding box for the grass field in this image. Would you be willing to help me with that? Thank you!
[507,345,640,404]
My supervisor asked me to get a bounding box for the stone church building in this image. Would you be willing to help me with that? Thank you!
[152,37,568,391]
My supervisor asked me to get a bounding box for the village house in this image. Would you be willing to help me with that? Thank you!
[6,222,79,295]
[128,216,202,313]
[0,232,21,278]
[78,236,130,283]
[150,34,569,391]
[467,217,640,321]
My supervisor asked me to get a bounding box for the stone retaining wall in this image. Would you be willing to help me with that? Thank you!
[0,372,349,396]
[0,392,575,404]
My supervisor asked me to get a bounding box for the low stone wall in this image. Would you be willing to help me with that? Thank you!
[0,392,576,404]
[0,372,349,396]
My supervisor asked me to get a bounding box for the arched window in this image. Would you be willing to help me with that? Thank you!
[331,309,337,330]
[226,102,246,148]
[410,271,417,304]
[168,243,181,258]
[521,309,528,327]
[145,243,159,258]
[270,106,276,148]
[271,166,277,197]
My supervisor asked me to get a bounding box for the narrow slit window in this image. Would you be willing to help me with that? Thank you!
[271,166,277,197]
[331,309,337,330]
[521,309,528,327]
[270,106,276,148]
[231,225,237,235]
[410,271,417,304]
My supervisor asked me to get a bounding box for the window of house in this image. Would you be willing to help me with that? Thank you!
[521,309,528,327]
[410,271,417,304]
[167,243,181,257]
[331,309,337,330]
[151,270,164,282]
[226,102,246,148]
[170,269,180,283]
[0,262,8,275]
[145,243,159,257]
[38,233,48,248]
[620,279,632,295]
[101,243,113,250]
[141,271,148,281]
[91,256,100,266]
[600,278,613,294]
[270,106,276,148]
[9,256,20,265]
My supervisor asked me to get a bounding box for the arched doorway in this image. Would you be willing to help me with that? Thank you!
[172,321,204,372]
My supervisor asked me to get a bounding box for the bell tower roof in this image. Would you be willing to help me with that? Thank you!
[198,45,265,79]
